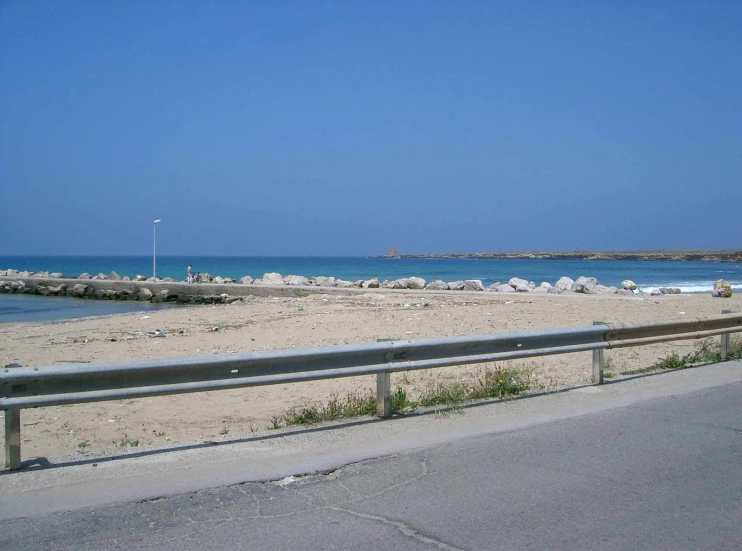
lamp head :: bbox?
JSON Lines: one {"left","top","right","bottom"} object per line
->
{"left": 153, "top": 219, "right": 161, "bottom": 224}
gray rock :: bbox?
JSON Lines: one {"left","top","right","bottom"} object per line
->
{"left": 70, "top": 284, "right": 88, "bottom": 297}
{"left": 50, "top": 273, "right": 64, "bottom": 278}
{"left": 115, "top": 290, "right": 133, "bottom": 300}
{"left": 622, "top": 279, "right": 637, "bottom": 291}
{"left": 463, "top": 280, "right": 485, "bottom": 291}
{"left": 408, "top": 277, "right": 426, "bottom": 290}
{"left": 712, "top": 279, "right": 732, "bottom": 298}
{"left": 335, "top": 279, "right": 355, "bottom": 288}
{"left": 554, "top": 277, "right": 574, "bottom": 293}
{"left": 650, "top": 289, "right": 662, "bottom": 296}
{"left": 390, "top": 278, "right": 410, "bottom": 289}
{"left": 163, "top": 277, "right": 177, "bottom": 283}
{"left": 240, "top": 276, "right": 254, "bottom": 285}
{"left": 447, "top": 281, "right": 466, "bottom": 291}
{"left": 137, "top": 288, "right": 153, "bottom": 301}
{"left": 94, "top": 273, "right": 107, "bottom": 280}
{"left": 598, "top": 285, "right": 618, "bottom": 294}
{"left": 616, "top": 289, "right": 634, "bottom": 296}
{"left": 48, "top": 284, "right": 66, "bottom": 295}
{"left": 93, "top": 289, "right": 116, "bottom": 300}
{"left": 194, "top": 273, "right": 212, "bottom": 283}
{"left": 135, "top": 275, "right": 147, "bottom": 282}
{"left": 531, "top": 286, "right": 549, "bottom": 293}
{"left": 425, "top": 280, "right": 449, "bottom": 290}
{"left": 19, "top": 271, "right": 31, "bottom": 278}
{"left": 32, "top": 271, "right": 50, "bottom": 278}
{"left": 37, "top": 286, "right": 51, "bottom": 296}
{"left": 284, "top": 275, "right": 310, "bottom": 286}
{"left": 223, "top": 278, "right": 235, "bottom": 284}
{"left": 659, "top": 287, "right": 682, "bottom": 294}
{"left": 574, "top": 277, "right": 599, "bottom": 293}
{"left": 495, "top": 284, "right": 515, "bottom": 293}
{"left": 121, "top": 276, "right": 131, "bottom": 281}
{"left": 109, "top": 271, "right": 121, "bottom": 280}
{"left": 362, "top": 278, "right": 380, "bottom": 288}
{"left": 547, "top": 286, "right": 563, "bottom": 294}
{"left": 79, "top": 273, "right": 91, "bottom": 280}
{"left": 508, "top": 277, "right": 530, "bottom": 292}
{"left": 261, "top": 273, "right": 284, "bottom": 285}
{"left": 314, "top": 276, "right": 336, "bottom": 287}
{"left": 573, "top": 276, "right": 588, "bottom": 292}
{"left": 213, "top": 276, "right": 225, "bottom": 284}
{"left": 583, "top": 281, "right": 599, "bottom": 294}
{"left": 539, "top": 282, "right": 553, "bottom": 289}
{"left": 151, "top": 289, "right": 174, "bottom": 303}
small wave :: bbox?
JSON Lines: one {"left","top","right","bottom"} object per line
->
{"left": 638, "top": 282, "right": 742, "bottom": 294}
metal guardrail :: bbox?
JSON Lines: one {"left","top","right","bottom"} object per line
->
{"left": 2, "top": 311, "right": 741, "bottom": 470}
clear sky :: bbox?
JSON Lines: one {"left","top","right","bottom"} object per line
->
{"left": 1, "top": 1, "right": 740, "bottom": 256}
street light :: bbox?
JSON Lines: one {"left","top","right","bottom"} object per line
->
{"left": 153, "top": 220, "right": 161, "bottom": 281}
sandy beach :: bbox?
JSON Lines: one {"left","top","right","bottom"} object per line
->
{"left": 1, "top": 289, "right": 740, "bottom": 464}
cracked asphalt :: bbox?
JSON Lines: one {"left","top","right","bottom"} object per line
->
{"left": 2, "top": 364, "right": 741, "bottom": 550}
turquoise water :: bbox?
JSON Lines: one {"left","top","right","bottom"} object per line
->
{"left": 2, "top": 255, "right": 741, "bottom": 322}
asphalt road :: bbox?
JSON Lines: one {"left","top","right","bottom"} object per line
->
{"left": 1, "top": 367, "right": 741, "bottom": 550}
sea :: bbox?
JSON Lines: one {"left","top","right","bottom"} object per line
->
{"left": 1, "top": 255, "right": 741, "bottom": 323}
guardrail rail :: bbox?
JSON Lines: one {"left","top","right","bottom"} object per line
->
{"left": 2, "top": 311, "right": 740, "bottom": 470}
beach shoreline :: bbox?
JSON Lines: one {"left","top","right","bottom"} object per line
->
{"left": 2, "top": 288, "right": 740, "bottom": 465}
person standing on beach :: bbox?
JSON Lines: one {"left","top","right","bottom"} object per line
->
{"left": 187, "top": 264, "right": 193, "bottom": 284}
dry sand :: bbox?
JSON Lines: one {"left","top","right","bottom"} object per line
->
{"left": 1, "top": 290, "right": 740, "bottom": 464}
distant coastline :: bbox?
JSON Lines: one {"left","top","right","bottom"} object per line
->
{"left": 375, "top": 250, "right": 742, "bottom": 263}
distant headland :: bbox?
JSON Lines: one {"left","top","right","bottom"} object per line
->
{"left": 376, "top": 249, "right": 742, "bottom": 263}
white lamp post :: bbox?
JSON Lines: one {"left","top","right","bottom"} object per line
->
{"left": 153, "top": 219, "right": 161, "bottom": 280}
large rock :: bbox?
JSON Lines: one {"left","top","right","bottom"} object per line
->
{"left": 408, "top": 277, "right": 426, "bottom": 290}
{"left": 261, "top": 273, "right": 284, "bottom": 285}
{"left": 314, "top": 276, "right": 336, "bottom": 287}
{"left": 554, "top": 277, "right": 574, "bottom": 293}
{"left": 213, "top": 276, "right": 225, "bottom": 284}
{"left": 597, "top": 285, "right": 618, "bottom": 294}
{"left": 616, "top": 289, "right": 635, "bottom": 296}
{"left": 335, "top": 279, "right": 355, "bottom": 288}
{"left": 69, "top": 283, "right": 88, "bottom": 297}
{"left": 32, "top": 271, "right": 50, "bottom": 278}
{"left": 447, "top": 281, "right": 465, "bottom": 291}
{"left": 390, "top": 278, "right": 410, "bottom": 289}
{"left": 284, "top": 275, "right": 310, "bottom": 286}
{"left": 109, "top": 271, "right": 121, "bottom": 280}
{"left": 583, "top": 281, "right": 599, "bottom": 294}
{"left": 93, "top": 289, "right": 116, "bottom": 300}
{"left": 93, "top": 273, "right": 107, "bottom": 280}
{"left": 78, "top": 273, "right": 91, "bottom": 280}
{"left": 151, "top": 289, "right": 174, "bottom": 303}
{"left": 712, "top": 279, "right": 733, "bottom": 298}
{"left": 574, "top": 277, "right": 598, "bottom": 293}
{"left": 463, "top": 280, "right": 485, "bottom": 291}
{"left": 362, "top": 278, "right": 380, "bottom": 288}
{"left": 508, "top": 277, "right": 530, "bottom": 292}
{"left": 48, "top": 284, "right": 66, "bottom": 295}
{"left": 49, "top": 273, "right": 64, "bottom": 278}
{"left": 137, "top": 288, "right": 153, "bottom": 301}
{"left": 539, "top": 282, "right": 553, "bottom": 290}
{"left": 194, "top": 273, "right": 212, "bottom": 284}
{"left": 494, "top": 283, "right": 515, "bottom": 293}
{"left": 135, "top": 275, "right": 147, "bottom": 282}
{"left": 240, "top": 276, "right": 254, "bottom": 285}
{"left": 659, "top": 287, "right": 681, "bottom": 294}
{"left": 621, "top": 280, "right": 637, "bottom": 291}
{"left": 425, "top": 280, "right": 448, "bottom": 290}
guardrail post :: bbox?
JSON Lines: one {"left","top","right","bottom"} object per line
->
{"left": 592, "top": 322, "right": 604, "bottom": 384}
{"left": 4, "top": 363, "right": 22, "bottom": 470}
{"left": 720, "top": 309, "right": 731, "bottom": 360}
{"left": 376, "top": 372, "right": 391, "bottom": 418}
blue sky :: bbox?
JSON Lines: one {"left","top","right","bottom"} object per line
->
{"left": 1, "top": 1, "right": 740, "bottom": 256}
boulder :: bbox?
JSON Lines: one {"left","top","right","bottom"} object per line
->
{"left": 390, "top": 278, "right": 410, "bottom": 289}
{"left": 508, "top": 277, "right": 530, "bottom": 292}
{"left": 362, "top": 278, "right": 380, "bottom": 288}
{"left": 539, "top": 282, "right": 553, "bottom": 289}
{"left": 69, "top": 283, "right": 88, "bottom": 297}
{"left": 408, "top": 277, "right": 426, "bottom": 290}
{"left": 194, "top": 273, "right": 212, "bottom": 283}
{"left": 464, "top": 279, "right": 485, "bottom": 291}
{"left": 151, "top": 289, "right": 175, "bottom": 303}
{"left": 495, "top": 284, "right": 515, "bottom": 293}
{"left": 121, "top": 276, "right": 131, "bottom": 281}
{"left": 94, "top": 273, "right": 107, "bottom": 280}
{"left": 93, "top": 289, "right": 116, "bottom": 300}
{"left": 616, "top": 289, "right": 635, "bottom": 296}
{"left": 712, "top": 279, "right": 733, "bottom": 298}
{"left": 137, "top": 288, "right": 153, "bottom": 301}
{"left": 115, "top": 290, "right": 133, "bottom": 300}
{"left": 425, "top": 280, "right": 449, "bottom": 290}
{"left": 135, "top": 275, "right": 147, "bottom": 282}
{"left": 572, "top": 276, "right": 588, "bottom": 292}
{"left": 49, "top": 273, "right": 64, "bottom": 278}
{"left": 554, "top": 277, "right": 574, "bottom": 293}
{"left": 650, "top": 289, "right": 662, "bottom": 296}
{"left": 261, "top": 273, "right": 284, "bottom": 285}
{"left": 37, "top": 286, "right": 51, "bottom": 296}
{"left": 19, "top": 271, "right": 31, "bottom": 277}
{"left": 285, "top": 275, "right": 310, "bottom": 286}
{"left": 574, "top": 277, "right": 599, "bottom": 293}
{"left": 659, "top": 287, "right": 681, "bottom": 294}
{"left": 583, "top": 281, "right": 599, "bottom": 294}
{"left": 223, "top": 278, "right": 235, "bottom": 284}
{"left": 598, "top": 285, "right": 618, "bottom": 294}
{"left": 240, "top": 276, "right": 254, "bottom": 285}
{"left": 163, "top": 277, "right": 177, "bottom": 283}
{"left": 109, "top": 271, "right": 121, "bottom": 280}
{"left": 621, "top": 280, "right": 637, "bottom": 291}
{"left": 10, "top": 281, "right": 26, "bottom": 293}
{"left": 335, "top": 279, "right": 356, "bottom": 288}
{"left": 447, "top": 281, "right": 465, "bottom": 291}
{"left": 531, "top": 286, "right": 549, "bottom": 293}
{"left": 547, "top": 286, "right": 563, "bottom": 294}
{"left": 79, "top": 273, "right": 91, "bottom": 280}
{"left": 32, "top": 271, "right": 50, "bottom": 278}
{"left": 213, "top": 276, "right": 225, "bottom": 284}
{"left": 314, "top": 276, "right": 336, "bottom": 287}
{"left": 48, "top": 284, "right": 66, "bottom": 295}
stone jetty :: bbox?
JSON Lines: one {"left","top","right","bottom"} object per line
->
{"left": 0, "top": 269, "right": 731, "bottom": 304}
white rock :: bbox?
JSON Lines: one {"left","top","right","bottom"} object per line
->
{"left": 262, "top": 273, "right": 284, "bottom": 285}
{"left": 408, "top": 277, "right": 426, "bottom": 290}
{"left": 621, "top": 279, "right": 637, "bottom": 291}
{"left": 508, "top": 277, "right": 530, "bottom": 292}
{"left": 464, "top": 280, "right": 485, "bottom": 291}
{"left": 284, "top": 275, "right": 310, "bottom": 286}
{"left": 240, "top": 276, "right": 254, "bottom": 285}
{"left": 554, "top": 277, "right": 574, "bottom": 293}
